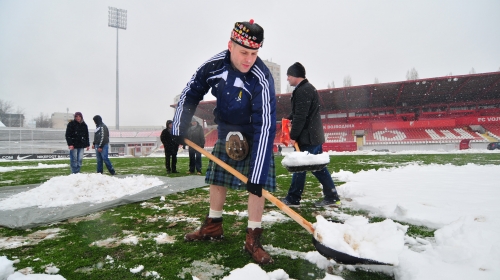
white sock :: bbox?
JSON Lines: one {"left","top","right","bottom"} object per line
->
{"left": 208, "top": 209, "right": 223, "bottom": 218}
{"left": 248, "top": 221, "right": 261, "bottom": 230}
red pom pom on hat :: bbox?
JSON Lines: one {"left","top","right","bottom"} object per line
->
{"left": 249, "top": 19, "right": 254, "bottom": 24}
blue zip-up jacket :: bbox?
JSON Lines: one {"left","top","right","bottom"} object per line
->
{"left": 173, "top": 50, "right": 276, "bottom": 185}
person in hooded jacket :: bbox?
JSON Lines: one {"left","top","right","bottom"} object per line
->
{"left": 65, "top": 112, "right": 90, "bottom": 174}
{"left": 92, "top": 115, "right": 115, "bottom": 175}
{"left": 187, "top": 118, "right": 205, "bottom": 174}
{"left": 160, "top": 120, "right": 179, "bottom": 174}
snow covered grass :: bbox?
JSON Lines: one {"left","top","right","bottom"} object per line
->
{"left": 0, "top": 153, "right": 499, "bottom": 279}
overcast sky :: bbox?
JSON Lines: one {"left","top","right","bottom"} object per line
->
{"left": 1, "top": 0, "right": 499, "bottom": 127}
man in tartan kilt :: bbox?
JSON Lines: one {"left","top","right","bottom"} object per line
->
{"left": 172, "top": 19, "right": 276, "bottom": 264}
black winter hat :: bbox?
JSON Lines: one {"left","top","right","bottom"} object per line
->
{"left": 93, "top": 115, "right": 102, "bottom": 124}
{"left": 230, "top": 19, "right": 264, "bottom": 49}
{"left": 287, "top": 62, "right": 306, "bottom": 78}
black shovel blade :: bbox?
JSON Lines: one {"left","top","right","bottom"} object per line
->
{"left": 284, "top": 163, "right": 328, "bottom": 173}
{"left": 312, "top": 237, "right": 393, "bottom": 266}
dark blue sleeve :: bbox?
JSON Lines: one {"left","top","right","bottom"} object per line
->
{"left": 172, "top": 51, "right": 225, "bottom": 137}
{"left": 248, "top": 67, "right": 277, "bottom": 185}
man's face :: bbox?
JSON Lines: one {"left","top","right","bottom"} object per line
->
{"left": 228, "top": 41, "right": 259, "bottom": 73}
{"left": 192, "top": 121, "right": 197, "bottom": 126}
{"left": 287, "top": 75, "right": 299, "bottom": 87}
{"left": 75, "top": 115, "right": 82, "bottom": 123}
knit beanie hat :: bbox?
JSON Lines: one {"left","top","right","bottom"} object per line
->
{"left": 74, "top": 112, "right": 83, "bottom": 119}
{"left": 230, "top": 19, "right": 264, "bottom": 49}
{"left": 287, "top": 62, "right": 306, "bottom": 78}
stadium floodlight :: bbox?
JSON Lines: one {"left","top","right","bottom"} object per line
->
{"left": 108, "top": 6, "right": 127, "bottom": 130}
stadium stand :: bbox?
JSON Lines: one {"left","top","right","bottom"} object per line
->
{"left": 136, "top": 131, "right": 153, "bottom": 137}
{"left": 364, "top": 126, "right": 486, "bottom": 145}
{"left": 482, "top": 124, "right": 500, "bottom": 140}
{"left": 119, "top": 131, "right": 137, "bottom": 138}
{"left": 3, "top": 72, "right": 499, "bottom": 156}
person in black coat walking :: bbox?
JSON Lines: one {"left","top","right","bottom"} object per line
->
{"left": 280, "top": 62, "right": 341, "bottom": 208}
{"left": 186, "top": 118, "right": 205, "bottom": 174}
{"left": 65, "top": 112, "right": 90, "bottom": 174}
{"left": 160, "top": 120, "right": 179, "bottom": 173}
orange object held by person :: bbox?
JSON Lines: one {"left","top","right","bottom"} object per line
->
{"left": 280, "top": 118, "right": 291, "bottom": 147}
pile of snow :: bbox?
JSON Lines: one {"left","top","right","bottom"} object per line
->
{"left": 335, "top": 163, "right": 500, "bottom": 279}
{"left": 0, "top": 174, "right": 164, "bottom": 210}
{"left": 281, "top": 151, "right": 329, "bottom": 167}
{"left": 0, "top": 163, "right": 68, "bottom": 173}
{"left": 313, "top": 215, "right": 406, "bottom": 265}
{"left": 0, "top": 256, "right": 65, "bottom": 279}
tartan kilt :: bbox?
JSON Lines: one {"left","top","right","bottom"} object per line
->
{"left": 205, "top": 139, "right": 276, "bottom": 192}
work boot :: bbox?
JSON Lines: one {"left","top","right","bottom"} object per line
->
{"left": 245, "top": 228, "right": 273, "bottom": 265}
{"left": 184, "top": 215, "right": 223, "bottom": 241}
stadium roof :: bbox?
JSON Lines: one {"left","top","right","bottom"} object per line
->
{"left": 171, "top": 71, "right": 500, "bottom": 125}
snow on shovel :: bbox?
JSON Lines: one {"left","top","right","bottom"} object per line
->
{"left": 184, "top": 138, "right": 394, "bottom": 265}
{"left": 280, "top": 118, "right": 329, "bottom": 173}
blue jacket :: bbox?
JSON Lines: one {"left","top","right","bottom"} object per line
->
{"left": 173, "top": 50, "right": 276, "bottom": 185}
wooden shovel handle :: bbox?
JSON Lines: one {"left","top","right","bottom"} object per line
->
{"left": 293, "top": 142, "right": 301, "bottom": 152}
{"left": 184, "top": 138, "right": 315, "bottom": 234}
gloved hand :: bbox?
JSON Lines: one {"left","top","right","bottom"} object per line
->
{"left": 246, "top": 182, "right": 263, "bottom": 197}
{"left": 173, "top": 135, "right": 185, "bottom": 146}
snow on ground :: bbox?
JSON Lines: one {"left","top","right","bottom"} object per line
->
{"left": 0, "top": 163, "right": 68, "bottom": 173}
{"left": 1, "top": 154, "right": 500, "bottom": 279}
{"left": 0, "top": 173, "right": 164, "bottom": 210}
{"left": 334, "top": 163, "right": 500, "bottom": 279}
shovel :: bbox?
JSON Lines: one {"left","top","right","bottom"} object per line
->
{"left": 184, "top": 138, "right": 391, "bottom": 265}
{"left": 280, "top": 118, "right": 330, "bottom": 173}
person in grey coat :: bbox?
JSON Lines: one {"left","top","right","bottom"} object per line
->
{"left": 186, "top": 118, "right": 205, "bottom": 174}
{"left": 92, "top": 115, "right": 115, "bottom": 175}
{"left": 280, "top": 62, "right": 340, "bottom": 208}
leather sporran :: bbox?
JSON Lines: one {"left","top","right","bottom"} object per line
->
{"left": 225, "top": 131, "right": 249, "bottom": 161}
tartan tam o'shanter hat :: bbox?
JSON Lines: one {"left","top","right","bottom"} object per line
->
{"left": 230, "top": 19, "right": 264, "bottom": 50}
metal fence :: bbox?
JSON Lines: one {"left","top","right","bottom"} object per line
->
{"left": 0, "top": 128, "right": 94, "bottom": 154}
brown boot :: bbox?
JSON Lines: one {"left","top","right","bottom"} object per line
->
{"left": 245, "top": 228, "right": 273, "bottom": 265}
{"left": 185, "top": 215, "right": 224, "bottom": 241}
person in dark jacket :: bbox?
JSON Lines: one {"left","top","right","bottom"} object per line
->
{"left": 187, "top": 118, "right": 205, "bottom": 174}
{"left": 280, "top": 62, "right": 341, "bottom": 208}
{"left": 172, "top": 20, "right": 276, "bottom": 264}
{"left": 65, "top": 112, "right": 90, "bottom": 174}
{"left": 160, "top": 120, "right": 179, "bottom": 174}
{"left": 92, "top": 115, "right": 115, "bottom": 175}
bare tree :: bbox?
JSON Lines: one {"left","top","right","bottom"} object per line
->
{"left": 406, "top": 68, "right": 419, "bottom": 80}
{"left": 469, "top": 67, "right": 476, "bottom": 74}
{"left": 343, "top": 75, "right": 352, "bottom": 87}
{"left": 327, "top": 81, "right": 335, "bottom": 88}
{"left": 374, "top": 77, "right": 379, "bottom": 84}
{"left": 33, "top": 113, "right": 53, "bottom": 128}
{"left": 0, "top": 99, "right": 14, "bottom": 123}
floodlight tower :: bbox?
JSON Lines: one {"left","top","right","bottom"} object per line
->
{"left": 108, "top": 7, "right": 127, "bottom": 130}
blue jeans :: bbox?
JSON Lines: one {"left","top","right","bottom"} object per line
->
{"left": 69, "top": 148, "right": 85, "bottom": 174}
{"left": 285, "top": 144, "right": 338, "bottom": 204}
{"left": 96, "top": 144, "right": 115, "bottom": 175}
{"left": 189, "top": 149, "right": 202, "bottom": 173}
